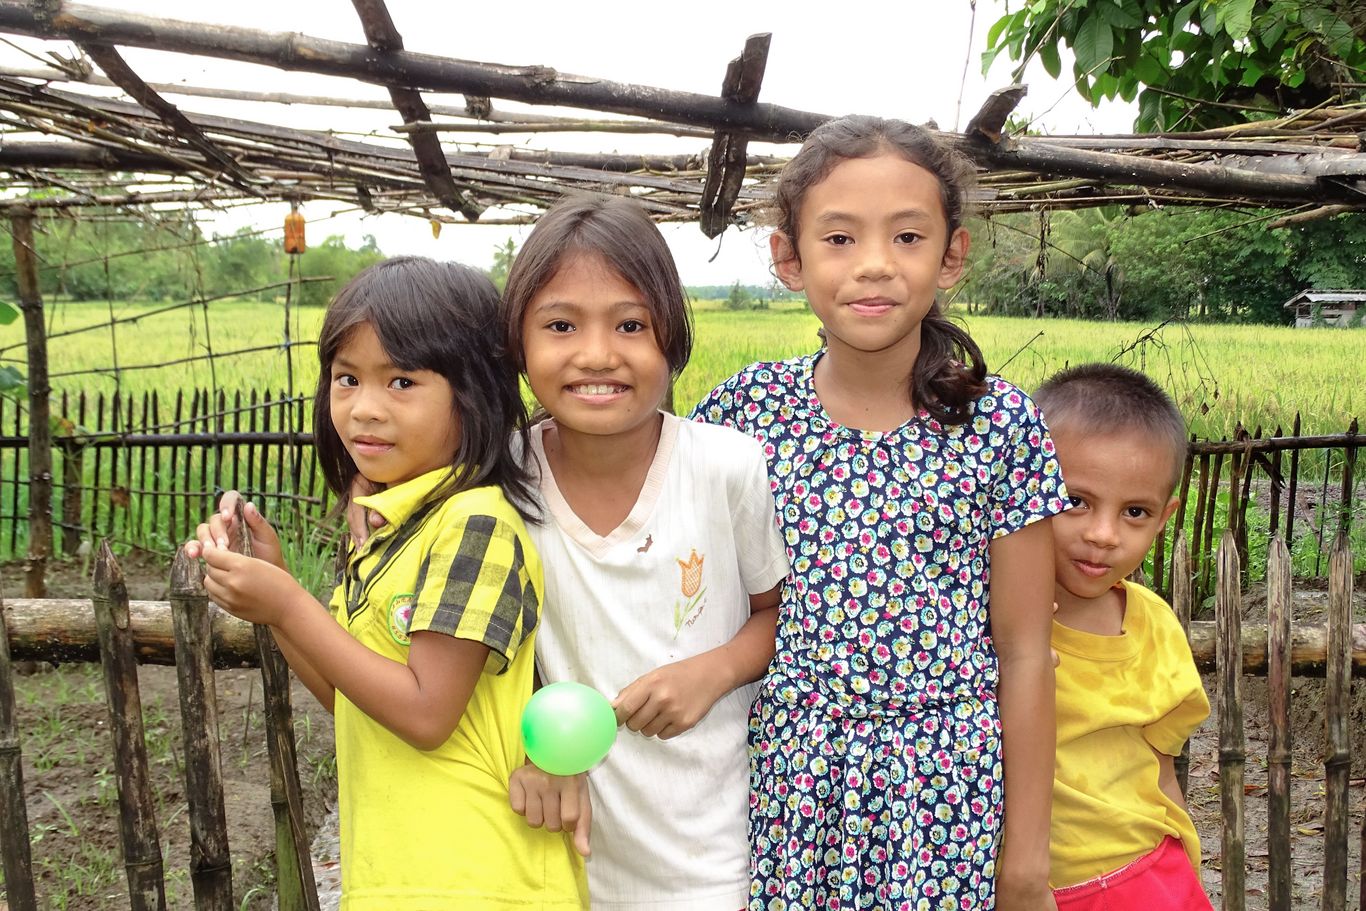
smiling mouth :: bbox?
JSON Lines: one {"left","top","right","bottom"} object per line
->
{"left": 567, "top": 383, "right": 628, "bottom": 396}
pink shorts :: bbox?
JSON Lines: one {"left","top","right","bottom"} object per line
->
{"left": 1053, "top": 837, "right": 1214, "bottom": 911}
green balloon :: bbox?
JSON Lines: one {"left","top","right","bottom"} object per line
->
{"left": 521, "top": 682, "right": 618, "bottom": 776}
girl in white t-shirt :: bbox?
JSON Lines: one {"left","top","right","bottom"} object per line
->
{"left": 502, "top": 194, "right": 790, "bottom": 911}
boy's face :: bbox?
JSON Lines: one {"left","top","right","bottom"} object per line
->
{"left": 1051, "top": 426, "right": 1180, "bottom": 607}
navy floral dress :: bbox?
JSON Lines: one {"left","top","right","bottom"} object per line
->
{"left": 693, "top": 352, "right": 1067, "bottom": 911}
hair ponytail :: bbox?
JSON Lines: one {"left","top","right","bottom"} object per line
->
{"left": 913, "top": 302, "right": 988, "bottom": 425}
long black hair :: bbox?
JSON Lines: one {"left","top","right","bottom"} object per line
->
{"left": 770, "top": 114, "right": 988, "bottom": 426}
{"left": 313, "top": 256, "right": 536, "bottom": 515}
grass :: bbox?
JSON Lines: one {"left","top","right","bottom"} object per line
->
{"left": 2, "top": 296, "right": 1362, "bottom": 575}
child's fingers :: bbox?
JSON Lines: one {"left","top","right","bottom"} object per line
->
{"left": 521, "top": 789, "right": 546, "bottom": 829}
{"left": 508, "top": 773, "right": 527, "bottom": 816}
{"left": 620, "top": 698, "right": 662, "bottom": 735}
{"left": 217, "top": 489, "right": 242, "bottom": 519}
{"left": 573, "top": 786, "right": 592, "bottom": 858}
{"left": 612, "top": 680, "right": 649, "bottom": 726}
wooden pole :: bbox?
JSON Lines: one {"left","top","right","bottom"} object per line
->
{"left": 0, "top": 4, "right": 1360, "bottom": 205}
{"left": 10, "top": 209, "right": 51, "bottom": 597}
{"left": 229, "top": 504, "right": 319, "bottom": 911}
{"left": 1170, "top": 532, "right": 1192, "bottom": 795}
{"left": 1322, "top": 533, "right": 1352, "bottom": 911}
{"left": 92, "top": 541, "right": 168, "bottom": 911}
{"left": 169, "top": 549, "right": 233, "bottom": 911}
{"left": 1265, "top": 536, "right": 1292, "bottom": 911}
{"left": 1215, "top": 530, "right": 1245, "bottom": 911}
{"left": 0, "top": 592, "right": 37, "bottom": 911}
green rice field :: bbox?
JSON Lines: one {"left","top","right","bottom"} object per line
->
{"left": 7, "top": 297, "right": 1362, "bottom": 440}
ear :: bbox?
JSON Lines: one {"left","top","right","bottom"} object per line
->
{"left": 937, "top": 226, "right": 970, "bottom": 289}
{"left": 1159, "top": 495, "right": 1180, "bottom": 526}
{"left": 770, "top": 232, "right": 804, "bottom": 292}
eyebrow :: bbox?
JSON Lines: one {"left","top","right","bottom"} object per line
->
{"left": 332, "top": 353, "right": 395, "bottom": 371}
{"left": 530, "top": 299, "right": 650, "bottom": 315}
{"left": 813, "top": 208, "right": 936, "bottom": 225}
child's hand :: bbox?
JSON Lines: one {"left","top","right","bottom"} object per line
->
{"left": 613, "top": 655, "right": 727, "bottom": 739}
{"left": 199, "top": 545, "right": 306, "bottom": 627}
{"left": 183, "top": 490, "right": 285, "bottom": 570}
{"left": 508, "top": 762, "right": 592, "bottom": 858}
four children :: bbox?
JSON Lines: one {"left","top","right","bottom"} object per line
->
{"left": 187, "top": 116, "right": 1213, "bottom": 909}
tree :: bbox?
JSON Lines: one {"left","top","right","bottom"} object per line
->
{"left": 725, "top": 281, "right": 753, "bottom": 311}
{"left": 296, "top": 235, "right": 385, "bottom": 306}
{"left": 984, "top": 0, "right": 1366, "bottom": 131}
{"left": 488, "top": 238, "right": 517, "bottom": 292}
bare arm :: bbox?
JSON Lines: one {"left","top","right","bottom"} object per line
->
{"left": 200, "top": 546, "right": 484, "bottom": 750}
{"left": 989, "top": 518, "right": 1058, "bottom": 911}
{"left": 614, "top": 583, "right": 780, "bottom": 739}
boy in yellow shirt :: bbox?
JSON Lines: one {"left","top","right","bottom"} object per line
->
{"left": 1034, "top": 364, "right": 1213, "bottom": 910}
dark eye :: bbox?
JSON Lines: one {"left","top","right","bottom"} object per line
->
{"left": 1125, "top": 506, "right": 1149, "bottom": 519}
{"left": 1067, "top": 495, "right": 1086, "bottom": 509}
{"left": 896, "top": 231, "right": 922, "bottom": 244}
{"left": 390, "top": 377, "right": 414, "bottom": 390}
{"left": 827, "top": 233, "right": 853, "bottom": 246}
{"left": 548, "top": 319, "right": 574, "bottom": 333}
{"left": 619, "top": 319, "right": 647, "bottom": 333}
{"left": 334, "top": 373, "right": 358, "bottom": 388}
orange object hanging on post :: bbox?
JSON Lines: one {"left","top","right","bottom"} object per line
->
{"left": 283, "top": 203, "right": 306, "bottom": 254}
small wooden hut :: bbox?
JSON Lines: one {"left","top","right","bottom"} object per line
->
{"left": 1283, "top": 289, "right": 1366, "bottom": 327}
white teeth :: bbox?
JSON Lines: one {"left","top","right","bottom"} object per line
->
{"left": 571, "top": 384, "right": 623, "bottom": 395}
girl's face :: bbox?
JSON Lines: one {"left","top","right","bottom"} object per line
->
{"left": 520, "top": 251, "right": 670, "bottom": 441}
{"left": 772, "top": 152, "right": 968, "bottom": 362}
{"left": 329, "top": 322, "right": 460, "bottom": 486}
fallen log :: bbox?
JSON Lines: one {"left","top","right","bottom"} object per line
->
{"left": 2, "top": 598, "right": 1363, "bottom": 676}
{"left": 3, "top": 599, "right": 257, "bottom": 667}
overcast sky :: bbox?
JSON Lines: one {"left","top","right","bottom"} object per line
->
{"left": 1, "top": 1, "right": 1137, "bottom": 284}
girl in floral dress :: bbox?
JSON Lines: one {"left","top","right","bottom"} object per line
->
{"left": 693, "top": 115, "right": 1068, "bottom": 911}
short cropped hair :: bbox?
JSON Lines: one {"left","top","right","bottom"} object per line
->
{"left": 1034, "top": 363, "right": 1188, "bottom": 494}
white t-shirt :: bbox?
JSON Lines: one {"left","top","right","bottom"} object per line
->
{"left": 525, "top": 413, "right": 790, "bottom": 911}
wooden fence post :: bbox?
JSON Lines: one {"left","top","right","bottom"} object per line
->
{"left": 228, "top": 504, "right": 319, "bottom": 911}
{"left": 169, "top": 549, "right": 233, "bottom": 910}
{"left": 1265, "top": 536, "right": 1292, "bottom": 911}
{"left": 93, "top": 541, "right": 168, "bottom": 911}
{"left": 1323, "top": 533, "right": 1352, "bottom": 911}
{"left": 1216, "top": 530, "right": 1245, "bottom": 911}
{"left": 1171, "top": 531, "right": 1193, "bottom": 795}
{"left": 10, "top": 209, "right": 51, "bottom": 597}
{"left": 0, "top": 592, "right": 37, "bottom": 911}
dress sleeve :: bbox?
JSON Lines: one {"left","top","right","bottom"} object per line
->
{"left": 988, "top": 385, "right": 1070, "bottom": 540}
{"left": 689, "top": 368, "right": 749, "bottom": 431}
{"left": 1142, "top": 611, "right": 1211, "bottom": 755}
{"left": 407, "top": 512, "right": 538, "bottom": 674}
{"left": 729, "top": 442, "right": 790, "bottom": 595}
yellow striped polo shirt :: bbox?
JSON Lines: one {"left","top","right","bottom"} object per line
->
{"left": 330, "top": 468, "right": 587, "bottom": 910}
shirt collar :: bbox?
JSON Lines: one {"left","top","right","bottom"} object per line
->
{"left": 353, "top": 468, "right": 453, "bottom": 529}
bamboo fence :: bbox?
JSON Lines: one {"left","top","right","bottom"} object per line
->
{"left": 0, "top": 528, "right": 1359, "bottom": 907}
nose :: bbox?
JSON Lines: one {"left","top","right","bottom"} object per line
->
{"left": 571, "top": 325, "right": 622, "bottom": 371}
{"left": 1081, "top": 512, "right": 1120, "bottom": 549}
{"left": 854, "top": 239, "right": 895, "bottom": 281}
{"left": 349, "top": 384, "right": 385, "bottom": 423}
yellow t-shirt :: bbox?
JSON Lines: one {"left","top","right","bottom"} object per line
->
{"left": 1050, "top": 580, "right": 1210, "bottom": 889}
{"left": 331, "top": 469, "right": 587, "bottom": 909}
